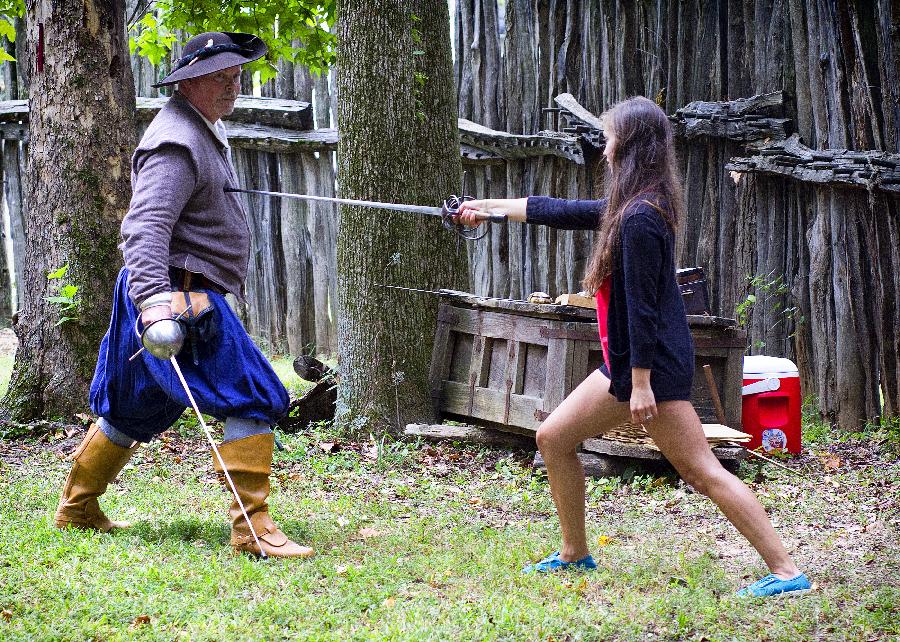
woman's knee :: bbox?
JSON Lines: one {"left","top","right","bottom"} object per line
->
{"left": 535, "top": 422, "right": 577, "bottom": 456}
{"left": 678, "top": 461, "right": 730, "bottom": 497}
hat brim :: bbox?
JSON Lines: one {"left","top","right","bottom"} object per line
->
{"left": 152, "top": 38, "right": 267, "bottom": 88}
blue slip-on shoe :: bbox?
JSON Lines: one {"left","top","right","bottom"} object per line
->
{"left": 522, "top": 551, "right": 597, "bottom": 574}
{"left": 737, "top": 573, "right": 812, "bottom": 597}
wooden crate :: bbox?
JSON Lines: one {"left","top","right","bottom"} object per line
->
{"left": 429, "top": 291, "right": 746, "bottom": 433}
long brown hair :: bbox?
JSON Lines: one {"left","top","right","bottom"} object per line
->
{"left": 582, "top": 96, "right": 685, "bottom": 293}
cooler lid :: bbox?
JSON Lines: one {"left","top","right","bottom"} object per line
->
{"left": 743, "top": 355, "right": 799, "bottom": 376}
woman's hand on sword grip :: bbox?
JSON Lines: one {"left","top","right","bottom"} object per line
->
{"left": 455, "top": 197, "right": 528, "bottom": 227}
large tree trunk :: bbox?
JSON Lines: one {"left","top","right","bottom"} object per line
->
{"left": 2, "top": 0, "right": 136, "bottom": 421}
{"left": 335, "top": 0, "right": 468, "bottom": 432}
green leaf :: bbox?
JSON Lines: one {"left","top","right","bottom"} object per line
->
{"left": 0, "top": 48, "right": 13, "bottom": 63}
{"left": 47, "top": 264, "right": 69, "bottom": 280}
{"left": 0, "top": 16, "right": 15, "bottom": 42}
{"left": 59, "top": 284, "right": 79, "bottom": 298}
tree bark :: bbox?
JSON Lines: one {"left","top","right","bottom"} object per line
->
{"left": 335, "top": 0, "right": 468, "bottom": 432}
{"left": 2, "top": 0, "right": 136, "bottom": 421}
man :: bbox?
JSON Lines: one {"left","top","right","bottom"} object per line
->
{"left": 53, "top": 32, "right": 313, "bottom": 559}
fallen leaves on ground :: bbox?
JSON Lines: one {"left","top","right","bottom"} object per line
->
{"left": 129, "top": 615, "right": 151, "bottom": 629}
{"left": 819, "top": 453, "right": 842, "bottom": 470}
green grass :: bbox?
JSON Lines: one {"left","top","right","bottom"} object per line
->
{"left": 268, "top": 354, "right": 316, "bottom": 397}
{"left": 0, "top": 354, "right": 13, "bottom": 398}
{"left": 0, "top": 366, "right": 897, "bottom": 640}
{"left": 1, "top": 422, "right": 898, "bottom": 641}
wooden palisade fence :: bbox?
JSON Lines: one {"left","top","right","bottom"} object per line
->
{"left": 1, "top": 0, "right": 898, "bottom": 429}
{"left": 453, "top": 0, "right": 900, "bottom": 429}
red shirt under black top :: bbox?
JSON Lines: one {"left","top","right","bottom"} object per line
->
{"left": 525, "top": 196, "right": 694, "bottom": 403}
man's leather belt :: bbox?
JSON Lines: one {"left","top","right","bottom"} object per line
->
{"left": 169, "top": 267, "right": 226, "bottom": 294}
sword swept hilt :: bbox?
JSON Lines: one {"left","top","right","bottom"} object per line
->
{"left": 441, "top": 195, "right": 506, "bottom": 240}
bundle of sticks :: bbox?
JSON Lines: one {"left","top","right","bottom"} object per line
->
{"left": 601, "top": 421, "right": 751, "bottom": 451}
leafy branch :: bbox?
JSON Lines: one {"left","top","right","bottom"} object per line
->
{"left": 129, "top": 0, "right": 337, "bottom": 83}
{"left": 0, "top": 0, "right": 24, "bottom": 63}
{"left": 735, "top": 270, "right": 803, "bottom": 351}
{"left": 46, "top": 264, "right": 79, "bottom": 326}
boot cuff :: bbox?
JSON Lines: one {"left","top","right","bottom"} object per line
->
{"left": 212, "top": 432, "right": 274, "bottom": 474}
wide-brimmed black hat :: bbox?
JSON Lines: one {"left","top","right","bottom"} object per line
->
{"left": 152, "top": 32, "right": 268, "bottom": 88}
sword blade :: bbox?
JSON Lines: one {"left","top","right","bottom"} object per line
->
{"left": 169, "top": 356, "right": 268, "bottom": 559}
{"left": 376, "top": 283, "right": 523, "bottom": 304}
{"left": 227, "top": 187, "right": 445, "bottom": 218}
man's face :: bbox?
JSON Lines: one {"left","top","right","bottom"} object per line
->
{"left": 180, "top": 65, "right": 242, "bottom": 121}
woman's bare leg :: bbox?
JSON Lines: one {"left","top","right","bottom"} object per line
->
{"left": 644, "top": 400, "right": 801, "bottom": 579}
{"left": 535, "top": 370, "right": 631, "bottom": 562}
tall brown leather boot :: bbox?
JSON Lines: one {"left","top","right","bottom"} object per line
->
{"left": 212, "top": 433, "right": 314, "bottom": 559}
{"left": 54, "top": 423, "right": 138, "bottom": 532}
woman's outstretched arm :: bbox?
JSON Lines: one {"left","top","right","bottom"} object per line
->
{"left": 457, "top": 197, "right": 605, "bottom": 230}
{"left": 456, "top": 198, "right": 528, "bottom": 224}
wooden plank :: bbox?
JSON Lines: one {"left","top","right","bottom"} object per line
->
{"left": 466, "top": 331, "right": 488, "bottom": 415}
{"left": 441, "top": 380, "right": 543, "bottom": 430}
{"left": 278, "top": 151, "right": 309, "bottom": 354}
{"left": 439, "top": 290, "right": 597, "bottom": 321}
{"left": 132, "top": 95, "right": 314, "bottom": 130}
{"left": 582, "top": 438, "right": 746, "bottom": 462}
{"left": 554, "top": 92, "right": 604, "bottom": 130}
{"left": 533, "top": 451, "right": 627, "bottom": 478}
{"left": 2, "top": 137, "right": 25, "bottom": 312}
{"left": 510, "top": 339, "right": 527, "bottom": 395}
{"left": 302, "top": 151, "right": 339, "bottom": 355}
{"left": 486, "top": 337, "right": 508, "bottom": 388}
{"left": 429, "top": 306, "right": 454, "bottom": 411}
{"left": 501, "top": 340, "right": 518, "bottom": 424}
{"left": 0, "top": 100, "right": 27, "bottom": 122}
{"left": 404, "top": 423, "right": 534, "bottom": 448}
{"left": 447, "top": 332, "right": 474, "bottom": 383}
{"left": 227, "top": 124, "right": 338, "bottom": 153}
{"left": 572, "top": 338, "right": 591, "bottom": 390}
{"left": 727, "top": 134, "right": 900, "bottom": 193}
{"left": 521, "top": 342, "right": 548, "bottom": 398}
{"left": 458, "top": 118, "right": 584, "bottom": 164}
{"left": 555, "top": 292, "right": 596, "bottom": 308}
{"left": 542, "top": 322, "right": 573, "bottom": 413}
{"left": 446, "top": 306, "right": 551, "bottom": 345}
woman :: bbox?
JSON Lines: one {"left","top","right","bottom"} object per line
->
{"left": 457, "top": 96, "right": 810, "bottom": 597}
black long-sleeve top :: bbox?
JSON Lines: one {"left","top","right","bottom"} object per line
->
{"left": 526, "top": 196, "right": 694, "bottom": 402}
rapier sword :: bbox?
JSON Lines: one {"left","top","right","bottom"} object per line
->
{"left": 224, "top": 186, "right": 506, "bottom": 240}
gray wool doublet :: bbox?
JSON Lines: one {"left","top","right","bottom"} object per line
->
{"left": 120, "top": 91, "right": 250, "bottom": 306}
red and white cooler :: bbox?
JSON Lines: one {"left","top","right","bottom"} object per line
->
{"left": 741, "top": 356, "right": 802, "bottom": 454}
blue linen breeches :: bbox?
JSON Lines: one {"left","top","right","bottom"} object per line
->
{"left": 89, "top": 268, "right": 289, "bottom": 443}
